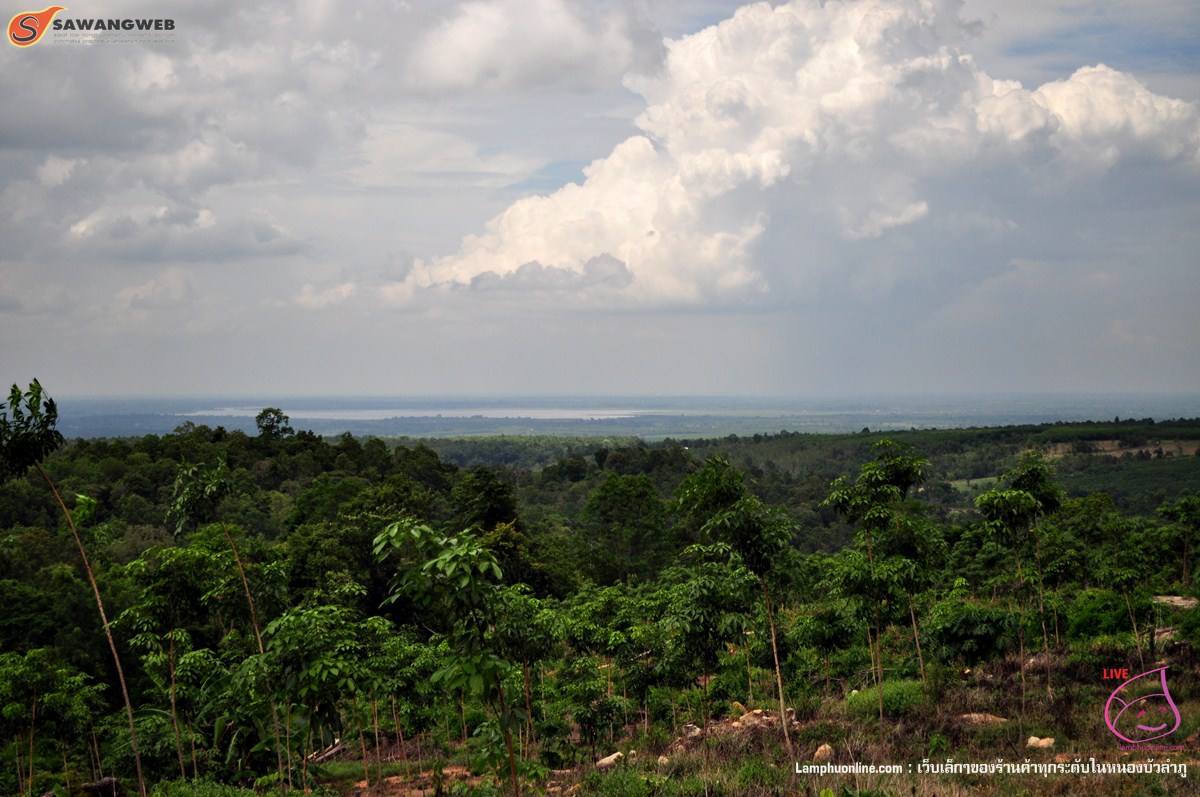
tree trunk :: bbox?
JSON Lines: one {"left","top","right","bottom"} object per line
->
{"left": 1124, "top": 591, "right": 1145, "bottom": 669}
{"left": 371, "top": 697, "right": 383, "bottom": 786}
{"left": 168, "top": 634, "right": 186, "bottom": 779}
{"left": 391, "top": 697, "right": 410, "bottom": 777}
{"left": 522, "top": 659, "right": 536, "bottom": 750}
{"left": 1032, "top": 536, "right": 1054, "bottom": 697}
{"left": 496, "top": 689, "right": 521, "bottom": 797}
{"left": 37, "top": 465, "right": 146, "bottom": 797}
{"left": 187, "top": 717, "right": 199, "bottom": 780}
{"left": 701, "top": 668, "right": 710, "bottom": 797}
{"left": 865, "top": 621, "right": 883, "bottom": 721}
{"left": 908, "top": 597, "right": 926, "bottom": 684}
{"left": 744, "top": 644, "right": 753, "bottom": 704}
{"left": 760, "top": 578, "right": 793, "bottom": 754}
{"left": 27, "top": 694, "right": 36, "bottom": 797}
{"left": 863, "top": 530, "right": 886, "bottom": 719}
{"left": 219, "top": 522, "right": 287, "bottom": 795}
{"left": 357, "top": 704, "right": 370, "bottom": 789}
{"left": 89, "top": 720, "right": 102, "bottom": 780}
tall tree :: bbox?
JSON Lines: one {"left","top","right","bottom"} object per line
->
{"left": 168, "top": 458, "right": 289, "bottom": 792}
{"left": 255, "top": 408, "right": 294, "bottom": 440}
{"left": 665, "top": 544, "right": 754, "bottom": 789}
{"left": 677, "top": 457, "right": 795, "bottom": 752}
{"left": 0, "top": 649, "right": 101, "bottom": 797}
{"left": 0, "top": 381, "right": 146, "bottom": 796}
{"left": 1159, "top": 490, "right": 1200, "bottom": 589}
{"left": 821, "top": 440, "right": 929, "bottom": 717}
{"left": 375, "top": 516, "right": 524, "bottom": 797}
{"left": 580, "top": 472, "right": 670, "bottom": 584}
{"left": 975, "top": 452, "right": 1066, "bottom": 715}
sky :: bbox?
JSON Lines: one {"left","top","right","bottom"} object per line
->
{"left": 1, "top": 0, "right": 1198, "bottom": 398}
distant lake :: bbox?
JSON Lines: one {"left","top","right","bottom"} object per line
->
{"left": 184, "top": 405, "right": 645, "bottom": 421}
{"left": 51, "top": 393, "right": 1200, "bottom": 439}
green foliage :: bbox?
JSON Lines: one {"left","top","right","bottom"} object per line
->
{"left": 3, "top": 401, "right": 1199, "bottom": 795}
{"left": 735, "top": 758, "right": 788, "bottom": 793}
{"left": 0, "top": 380, "right": 65, "bottom": 483}
{"left": 580, "top": 472, "right": 671, "bottom": 584}
{"left": 1066, "top": 588, "right": 1134, "bottom": 640}
{"left": 151, "top": 779, "right": 257, "bottom": 797}
{"left": 254, "top": 408, "right": 293, "bottom": 440}
{"left": 924, "top": 594, "right": 1014, "bottom": 665}
{"left": 556, "top": 655, "right": 623, "bottom": 752}
{"left": 0, "top": 648, "right": 102, "bottom": 795}
{"left": 844, "top": 679, "right": 926, "bottom": 719}
{"left": 167, "top": 458, "right": 231, "bottom": 536}
{"left": 664, "top": 549, "right": 755, "bottom": 677}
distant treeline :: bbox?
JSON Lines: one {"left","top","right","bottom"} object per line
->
{"left": 1, "top": 393, "right": 1198, "bottom": 797}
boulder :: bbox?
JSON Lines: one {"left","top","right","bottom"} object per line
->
{"left": 813, "top": 744, "right": 835, "bottom": 763}
{"left": 657, "top": 755, "right": 670, "bottom": 767}
{"left": 960, "top": 713, "right": 1008, "bottom": 725}
{"left": 1026, "top": 736, "right": 1055, "bottom": 749}
{"left": 596, "top": 751, "right": 624, "bottom": 770}
{"left": 682, "top": 723, "right": 702, "bottom": 739}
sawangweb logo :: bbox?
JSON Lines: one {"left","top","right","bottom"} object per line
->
{"left": 8, "top": 6, "right": 176, "bottom": 47}
{"left": 7, "top": 5, "right": 64, "bottom": 47}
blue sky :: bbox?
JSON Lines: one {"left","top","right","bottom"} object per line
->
{"left": 1, "top": 0, "right": 1197, "bottom": 398}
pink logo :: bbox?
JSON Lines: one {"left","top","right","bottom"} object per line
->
{"left": 1104, "top": 666, "right": 1182, "bottom": 744}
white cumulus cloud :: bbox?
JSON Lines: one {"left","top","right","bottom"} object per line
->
{"left": 394, "top": 0, "right": 1199, "bottom": 308}
{"left": 405, "top": 0, "right": 662, "bottom": 92}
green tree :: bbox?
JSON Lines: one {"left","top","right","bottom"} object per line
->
{"left": 974, "top": 453, "right": 1065, "bottom": 717}
{"left": 0, "top": 648, "right": 102, "bottom": 797}
{"left": 822, "top": 440, "right": 930, "bottom": 716}
{"left": 374, "top": 516, "right": 524, "bottom": 796}
{"left": 264, "top": 593, "right": 376, "bottom": 785}
{"left": 452, "top": 467, "right": 520, "bottom": 532}
{"left": 664, "top": 543, "right": 754, "bottom": 780}
{"left": 580, "top": 473, "right": 670, "bottom": 584}
{"left": 0, "top": 381, "right": 146, "bottom": 796}
{"left": 677, "top": 457, "right": 795, "bottom": 751}
{"left": 255, "top": 408, "right": 294, "bottom": 440}
{"left": 493, "top": 586, "right": 563, "bottom": 751}
{"left": 119, "top": 545, "right": 218, "bottom": 780}
{"left": 1159, "top": 490, "right": 1200, "bottom": 589}
{"left": 168, "top": 459, "right": 287, "bottom": 792}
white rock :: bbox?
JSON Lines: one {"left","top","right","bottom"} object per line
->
{"left": 596, "top": 751, "right": 623, "bottom": 769}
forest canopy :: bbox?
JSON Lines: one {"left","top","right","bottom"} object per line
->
{"left": 2, "top": 382, "right": 1198, "bottom": 797}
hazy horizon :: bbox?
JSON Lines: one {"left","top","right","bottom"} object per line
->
{"left": 50, "top": 391, "right": 1200, "bottom": 439}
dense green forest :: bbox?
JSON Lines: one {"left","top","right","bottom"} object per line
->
{"left": 2, "top": 382, "right": 1198, "bottom": 797}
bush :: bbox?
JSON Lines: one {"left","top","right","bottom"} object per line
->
{"left": 735, "top": 759, "right": 789, "bottom": 794}
{"left": 924, "top": 598, "right": 1013, "bottom": 665}
{"left": 151, "top": 780, "right": 257, "bottom": 797}
{"left": 844, "top": 679, "right": 926, "bottom": 719}
{"left": 1066, "top": 589, "right": 1130, "bottom": 640}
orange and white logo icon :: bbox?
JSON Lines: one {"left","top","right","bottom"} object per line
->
{"left": 8, "top": 6, "right": 65, "bottom": 47}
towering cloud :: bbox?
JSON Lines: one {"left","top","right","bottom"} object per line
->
{"left": 397, "top": 0, "right": 1198, "bottom": 307}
